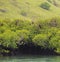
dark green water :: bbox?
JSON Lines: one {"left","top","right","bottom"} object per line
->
{"left": 0, "top": 55, "right": 60, "bottom": 62}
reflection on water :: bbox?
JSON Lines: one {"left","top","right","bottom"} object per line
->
{"left": 0, "top": 55, "right": 60, "bottom": 62}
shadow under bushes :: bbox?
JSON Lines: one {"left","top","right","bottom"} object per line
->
{"left": 1, "top": 43, "right": 57, "bottom": 56}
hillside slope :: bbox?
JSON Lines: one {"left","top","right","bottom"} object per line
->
{"left": 0, "top": 0, "right": 60, "bottom": 21}
{"left": 1, "top": 0, "right": 60, "bottom": 55}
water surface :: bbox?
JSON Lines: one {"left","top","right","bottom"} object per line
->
{"left": 0, "top": 55, "right": 60, "bottom": 62}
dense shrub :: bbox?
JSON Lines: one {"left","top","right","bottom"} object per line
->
{"left": 0, "top": 17, "right": 60, "bottom": 54}
{"left": 16, "top": 29, "right": 30, "bottom": 45}
{"left": 0, "top": 29, "right": 30, "bottom": 48}
{"left": 32, "top": 34, "right": 51, "bottom": 48}
{"left": 0, "top": 30, "right": 18, "bottom": 48}
{"left": 49, "top": 30, "right": 60, "bottom": 53}
{"left": 40, "top": 2, "right": 51, "bottom": 10}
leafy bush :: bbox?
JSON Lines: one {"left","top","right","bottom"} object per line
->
{"left": 32, "top": 34, "right": 50, "bottom": 48}
{"left": 49, "top": 30, "right": 60, "bottom": 53}
{"left": 0, "top": 29, "right": 30, "bottom": 49}
{"left": 1, "top": 17, "right": 60, "bottom": 54}
{"left": 16, "top": 29, "right": 30, "bottom": 45}
{"left": 40, "top": 2, "right": 51, "bottom": 10}
{"left": 0, "top": 30, "right": 18, "bottom": 48}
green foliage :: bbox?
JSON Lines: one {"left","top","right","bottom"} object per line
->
{"left": 40, "top": 2, "right": 51, "bottom": 10}
{"left": 32, "top": 34, "right": 50, "bottom": 48}
{"left": 0, "top": 29, "right": 30, "bottom": 49}
{"left": 0, "top": 0, "right": 60, "bottom": 55}
{"left": 49, "top": 30, "right": 60, "bottom": 52}
{"left": 0, "top": 30, "right": 18, "bottom": 48}
{"left": 55, "top": 48, "right": 60, "bottom": 54}
{"left": 0, "top": 17, "right": 60, "bottom": 54}
{"left": 16, "top": 29, "right": 30, "bottom": 45}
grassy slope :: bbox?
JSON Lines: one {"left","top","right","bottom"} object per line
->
{"left": 0, "top": 0, "right": 60, "bottom": 21}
